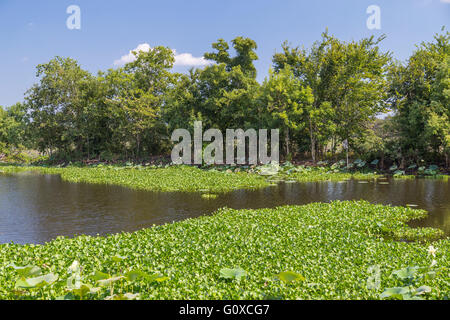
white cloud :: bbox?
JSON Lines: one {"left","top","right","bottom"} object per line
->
{"left": 113, "top": 43, "right": 151, "bottom": 66}
{"left": 114, "top": 43, "right": 211, "bottom": 67}
{"left": 440, "top": 0, "right": 450, "bottom": 3}
{"left": 173, "top": 51, "right": 211, "bottom": 67}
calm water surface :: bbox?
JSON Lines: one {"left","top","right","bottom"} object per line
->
{"left": 0, "top": 172, "right": 449, "bottom": 244}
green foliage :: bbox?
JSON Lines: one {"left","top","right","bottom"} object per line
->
{"left": 389, "top": 30, "right": 450, "bottom": 166}
{"left": 169, "top": 36, "right": 261, "bottom": 133}
{"left": 1, "top": 31, "right": 448, "bottom": 167}
{"left": 104, "top": 46, "right": 175, "bottom": 159}
{"left": 201, "top": 193, "right": 218, "bottom": 199}
{"left": 0, "top": 104, "right": 28, "bottom": 156}
{"left": 23, "top": 49, "right": 176, "bottom": 161}
{"left": 276, "top": 271, "right": 305, "bottom": 284}
{"left": 16, "top": 273, "right": 58, "bottom": 289}
{"left": 0, "top": 201, "right": 448, "bottom": 300}
{"left": 0, "top": 165, "right": 270, "bottom": 193}
{"left": 261, "top": 66, "right": 313, "bottom": 156}
{"left": 258, "top": 161, "right": 380, "bottom": 182}
{"left": 0, "top": 163, "right": 381, "bottom": 192}
{"left": 379, "top": 253, "right": 440, "bottom": 300}
{"left": 204, "top": 37, "right": 258, "bottom": 79}
{"left": 219, "top": 268, "right": 248, "bottom": 281}
{"left": 7, "top": 257, "right": 168, "bottom": 300}
{"left": 273, "top": 31, "right": 390, "bottom": 162}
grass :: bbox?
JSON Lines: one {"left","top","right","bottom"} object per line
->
{"left": 0, "top": 201, "right": 448, "bottom": 300}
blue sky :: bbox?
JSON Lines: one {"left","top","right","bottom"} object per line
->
{"left": 0, "top": 0, "right": 449, "bottom": 107}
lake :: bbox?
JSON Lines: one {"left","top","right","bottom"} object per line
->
{"left": 0, "top": 172, "right": 449, "bottom": 244}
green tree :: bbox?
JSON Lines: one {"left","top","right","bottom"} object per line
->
{"left": 0, "top": 103, "right": 28, "bottom": 155}
{"left": 25, "top": 57, "right": 94, "bottom": 158}
{"left": 204, "top": 36, "right": 258, "bottom": 78}
{"left": 352, "top": 117, "right": 403, "bottom": 168}
{"left": 273, "top": 31, "right": 390, "bottom": 162}
{"left": 261, "top": 66, "right": 313, "bottom": 156}
{"left": 425, "top": 56, "right": 450, "bottom": 167}
{"left": 166, "top": 37, "right": 261, "bottom": 132}
{"left": 164, "top": 70, "right": 203, "bottom": 133}
{"left": 388, "top": 30, "right": 449, "bottom": 166}
{"left": 105, "top": 46, "right": 175, "bottom": 159}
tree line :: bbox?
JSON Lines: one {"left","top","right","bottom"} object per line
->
{"left": 0, "top": 30, "right": 449, "bottom": 168}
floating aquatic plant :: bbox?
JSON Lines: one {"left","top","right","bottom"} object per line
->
{"left": 0, "top": 201, "right": 447, "bottom": 300}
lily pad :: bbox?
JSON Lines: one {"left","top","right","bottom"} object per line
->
{"left": 277, "top": 271, "right": 305, "bottom": 284}
{"left": 219, "top": 268, "right": 248, "bottom": 281}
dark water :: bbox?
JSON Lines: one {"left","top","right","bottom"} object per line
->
{"left": 0, "top": 172, "right": 449, "bottom": 244}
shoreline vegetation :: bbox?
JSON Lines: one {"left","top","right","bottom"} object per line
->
{"left": 0, "top": 201, "right": 447, "bottom": 300}
{"left": 2, "top": 31, "right": 450, "bottom": 173}
{"left": 0, "top": 162, "right": 384, "bottom": 193}
{"left": 1, "top": 160, "right": 448, "bottom": 193}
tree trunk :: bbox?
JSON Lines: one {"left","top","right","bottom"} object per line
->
{"left": 86, "top": 136, "right": 90, "bottom": 160}
{"left": 446, "top": 152, "right": 449, "bottom": 169}
{"left": 136, "top": 135, "right": 141, "bottom": 161}
{"left": 309, "top": 119, "right": 316, "bottom": 163}
{"left": 400, "top": 157, "right": 405, "bottom": 170}
{"left": 285, "top": 127, "right": 290, "bottom": 158}
{"left": 331, "top": 137, "right": 336, "bottom": 161}
{"left": 346, "top": 148, "right": 349, "bottom": 167}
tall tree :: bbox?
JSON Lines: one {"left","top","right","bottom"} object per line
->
{"left": 25, "top": 57, "right": 94, "bottom": 158}
{"left": 103, "top": 46, "right": 176, "bottom": 159}
{"left": 205, "top": 36, "right": 258, "bottom": 78}
{"left": 177, "top": 36, "right": 261, "bottom": 131}
{"left": 273, "top": 31, "right": 390, "bottom": 162}
{"left": 388, "top": 30, "right": 450, "bottom": 166}
{"left": 425, "top": 56, "right": 450, "bottom": 167}
{"left": 261, "top": 66, "right": 313, "bottom": 156}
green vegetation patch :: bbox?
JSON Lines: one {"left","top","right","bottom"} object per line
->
{"left": 0, "top": 163, "right": 382, "bottom": 193}
{"left": 0, "top": 165, "right": 269, "bottom": 193}
{"left": 0, "top": 201, "right": 448, "bottom": 300}
{"left": 256, "top": 161, "right": 381, "bottom": 182}
{"left": 393, "top": 175, "right": 417, "bottom": 180}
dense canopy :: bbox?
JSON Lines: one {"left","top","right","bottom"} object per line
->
{"left": 1, "top": 30, "right": 449, "bottom": 169}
